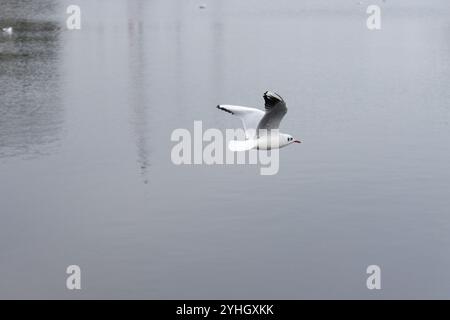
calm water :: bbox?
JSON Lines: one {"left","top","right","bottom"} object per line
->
{"left": 0, "top": 0, "right": 449, "bottom": 299}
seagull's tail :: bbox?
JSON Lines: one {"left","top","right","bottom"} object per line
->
{"left": 228, "top": 139, "right": 257, "bottom": 152}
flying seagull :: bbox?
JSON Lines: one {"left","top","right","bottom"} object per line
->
{"left": 2, "top": 27, "right": 12, "bottom": 34}
{"left": 217, "top": 91, "right": 301, "bottom": 151}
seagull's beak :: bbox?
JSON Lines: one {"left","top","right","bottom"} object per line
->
{"left": 294, "top": 140, "right": 301, "bottom": 144}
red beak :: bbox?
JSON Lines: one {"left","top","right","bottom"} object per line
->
{"left": 294, "top": 140, "right": 301, "bottom": 144}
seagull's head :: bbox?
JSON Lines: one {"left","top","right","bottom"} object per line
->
{"left": 284, "top": 134, "right": 301, "bottom": 146}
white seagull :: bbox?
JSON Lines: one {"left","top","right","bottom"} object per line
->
{"left": 217, "top": 91, "right": 301, "bottom": 151}
{"left": 2, "top": 27, "right": 13, "bottom": 34}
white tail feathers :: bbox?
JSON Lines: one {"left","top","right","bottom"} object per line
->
{"left": 228, "top": 139, "right": 257, "bottom": 152}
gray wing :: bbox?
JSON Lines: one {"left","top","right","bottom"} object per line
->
{"left": 257, "top": 91, "right": 287, "bottom": 135}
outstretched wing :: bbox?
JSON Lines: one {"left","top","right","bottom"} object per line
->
{"left": 257, "top": 91, "right": 287, "bottom": 134}
{"left": 216, "top": 105, "right": 264, "bottom": 139}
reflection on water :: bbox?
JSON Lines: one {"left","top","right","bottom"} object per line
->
{"left": 0, "top": 13, "right": 63, "bottom": 159}
{"left": 0, "top": 1, "right": 63, "bottom": 157}
{"left": 0, "top": 0, "right": 450, "bottom": 299}
{"left": 127, "top": 1, "right": 151, "bottom": 184}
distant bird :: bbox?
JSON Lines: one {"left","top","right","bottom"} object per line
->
{"left": 2, "top": 27, "right": 12, "bottom": 34}
{"left": 199, "top": 4, "right": 206, "bottom": 9}
{"left": 217, "top": 91, "right": 301, "bottom": 151}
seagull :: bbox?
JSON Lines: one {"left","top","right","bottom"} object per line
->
{"left": 2, "top": 27, "right": 12, "bottom": 34}
{"left": 217, "top": 91, "right": 301, "bottom": 151}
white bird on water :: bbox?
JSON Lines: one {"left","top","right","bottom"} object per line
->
{"left": 217, "top": 91, "right": 301, "bottom": 151}
{"left": 2, "top": 27, "right": 13, "bottom": 34}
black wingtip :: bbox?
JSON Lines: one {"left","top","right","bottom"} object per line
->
{"left": 264, "top": 91, "right": 284, "bottom": 102}
{"left": 216, "top": 105, "right": 234, "bottom": 115}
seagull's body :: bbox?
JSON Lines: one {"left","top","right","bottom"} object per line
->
{"left": 2, "top": 27, "right": 13, "bottom": 34}
{"left": 217, "top": 91, "right": 301, "bottom": 151}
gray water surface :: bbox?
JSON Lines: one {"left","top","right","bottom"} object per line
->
{"left": 0, "top": 0, "right": 450, "bottom": 299}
